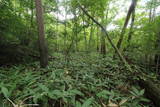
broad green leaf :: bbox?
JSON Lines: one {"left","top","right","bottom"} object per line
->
{"left": 75, "top": 101, "right": 82, "bottom": 107}
{"left": 69, "top": 89, "right": 84, "bottom": 96}
{"left": 1, "top": 87, "right": 9, "bottom": 98}
{"left": 38, "top": 84, "right": 49, "bottom": 92}
{"left": 82, "top": 97, "right": 94, "bottom": 107}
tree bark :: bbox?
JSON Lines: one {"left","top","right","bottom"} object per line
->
{"left": 73, "top": 12, "right": 78, "bottom": 52}
{"left": 100, "top": 26, "right": 106, "bottom": 57}
{"left": 96, "top": 26, "right": 100, "bottom": 52}
{"left": 82, "top": 13, "right": 87, "bottom": 52}
{"left": 56, "top": 0, "right": 59, "bottom": 51}
{"left": 123, "top": 8, "right": 136, "bottom": 52}
{"left": 155, "top": 32, "right": 160, "bottom": 74}
{"left": 127, "top": 10, "right": 135, "bottom": 44}
{"left": 116, "top": 0, "right": 137, "bottom": 50}
{"left": 89, "top": 22, "right": 94, "bottom": 52}
{"left": 35, "top": 0, "right": 48, "bottom": 68}
{"left": 30, "top": 0, "right": 34, "bottom": 28}
{"left": 64, "top": 0, "right": 67, "bottom": 52}
{"left": 100, "top": 4, "right": 109, "bottom": 57}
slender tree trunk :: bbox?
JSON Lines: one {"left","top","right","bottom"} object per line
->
{"left": 149, "top": 4, "right": 153, "bottom": 22}
{"left": 100, "top": 26, "right": 106, "bottom": 57}
{"left": 124, "top": 5, "right": 136, "bottom": 51}
{"left": 116, "top": 0, "right": 137, "bottom": 50}
{"left": 154, "top": 0, "right": 159, "bottom": 73}
{"left": 64, "top": 22, "right": 67, "bottom": 52}
{"left": 73, "top": 13, "right": 78, "bottom": 52}
{"left": 149, "top": 0, "right": 157, "bottom": 22}
{"left": 30, "top": 0, "right": 34, "bottom": 28}
{"left": 100, "top": 9, "right": 108, "bottom": 57}
{"left": 155, "top": 32, "right": 160, "bottom": 74}
{"left": 89, "top": 22, "right": 94, "bottom": 52}
{"left": 127, "top": 11, "right": 135, "bottom": 43}
{"left": 148, "top": 0, "right": 159, "bottom": 73}
{"left": 75, "top": 22, "right": 78, "bottom": 52}
{"left": 146, "top": 0, "right": 153, "bottom": 69}
{"left": 100, "top": 2, "right": 109, "bottom": 57}
{"left": 64, "top": 0, "right": 67, "bottom": 53}
{"left": 35, "top": 0, "right": 48, "bottom": 68}
{"left": 152, "top": 0, "right": 157, "bottom": 19}
{"left": 28, "top": 0, "right": 34, "bottom": 46}
{"left": 56, "top": 0, "right": 59, "bottom": 51}
{"left": 82, "top": 13, "right": 87, "bottom": 51}
{"left": 97, "top": 26, "right": 100, "bottom": 52}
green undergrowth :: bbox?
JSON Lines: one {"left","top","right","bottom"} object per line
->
{"left": 0, "top": 53, "right": 154, "bottom": 107}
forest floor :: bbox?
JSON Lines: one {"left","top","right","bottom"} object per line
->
{"left": 0, "top": 53, "right": 157, "bottom": 107}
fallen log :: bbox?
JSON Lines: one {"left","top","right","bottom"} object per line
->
{"left": 138, "top": 79, "right": 160, "bottom": 107}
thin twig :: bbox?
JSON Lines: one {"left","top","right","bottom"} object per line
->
{"left": 23, "top": 104, "right": 39, "bottom": 106}
{"left": 7, "top": 98, "right": 17, "bottom": 107}
{"left": 22, "top": 96, "right": 34, "bottom": 102}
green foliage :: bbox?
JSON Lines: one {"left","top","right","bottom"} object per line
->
{"left": 0, "top": 53, "right": 151, "bottom": 107}
{"left": 0, "top": 0, "right": 160, "bottom": 106}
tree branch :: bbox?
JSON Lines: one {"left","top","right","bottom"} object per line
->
{"left": 78, "top": 2, "right": 133, "bottom": 72}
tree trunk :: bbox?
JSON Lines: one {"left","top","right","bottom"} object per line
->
{"left": 64, "top": 0, "right": 67, "bottom": 53}
{"left": 28, "top": 0, "right": 34, "bottom": 46}
{"left": 100, "top": 2, "right": 109, "bottom": 57}
{"left": 30, "top": 0, "right": 34, "bottom": 28}
{"left": 155, "top": 32, "right": 160, "bottom": 74}
{"left": 97, "top": 26, "right": 100, "bottom": 52}
{"left": 124, "top": 7, "right": 136, "bottom": 52}
{"left": 56, "top": 0, "right": 59, "bottom": 51}
{"left": 116, "top": 0, "right": 137, "bottom": 50}
{"left": 100, "top": 27, "right": 106, "bottom": 57}
{"left": 89, "top": 22, "right": 94, "bottom": 52}
{"left": 75, "top": 22, "right": 78, "bottom": 52}
{"left": 149, "top": 0, "right": 157, "bottom": 22}
{"left": 35, "top": 0, "right": 48, "bottom": 68}
{"left": 82, "top": 15, "right": 87, "bottom": 52}
{"left": 127, "top": 10, "right": 135, "bottom": 44}
{"left": 72, "top": 12, "right": 78, "bottom": 52}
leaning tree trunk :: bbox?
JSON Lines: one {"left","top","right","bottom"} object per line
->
{"left": 35, "top": 0, "right": 48, "bottom": 68}
{"left": 127, "top": 9, "right": 135, "bottom": 46}
{"left": 116, "top": 0, "right": 137, "bottom": 50}
{"left": 79, "top": 2, "right": 133, "bottom": 72}
{"left": 123, "top": 6, "right": 136, "bottom": 52}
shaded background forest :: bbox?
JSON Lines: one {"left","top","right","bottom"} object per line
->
{"left": 0, "top": 0, "right": 160, "bottom": 68}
